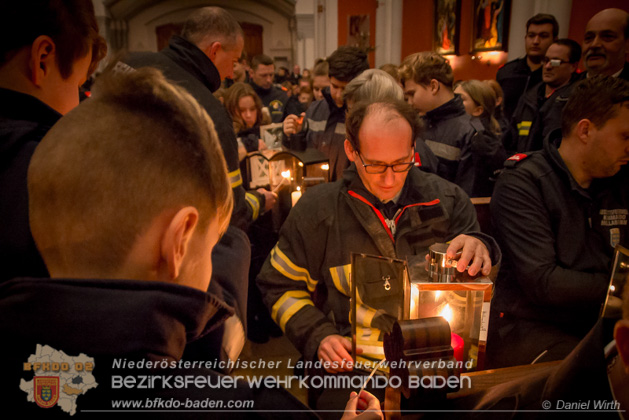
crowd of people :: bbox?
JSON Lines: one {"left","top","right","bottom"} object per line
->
{"left": 1, "top": 1, "right": 628, "bottom": 418}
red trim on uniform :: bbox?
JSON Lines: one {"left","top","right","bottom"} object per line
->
{"left": 348, "top": 191, "right": 394, "bottom": 243}
{"left": 348, "top": 192, "right": 441, "bottom": 243}
{"left": 414, "top": 152, "right": 422, "bottom": 167}
{"left": 394, "top": 199, "right": 441, "bottom": 225}
{"left": 507, "top": 153, "right": 528, "bottom": 162}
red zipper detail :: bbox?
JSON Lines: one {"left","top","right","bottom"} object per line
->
{"left": 348, "top": 191, "right": 395, "bottom": 243}
{"left": 394, "top": 199, "right": 441, "bottom": 224}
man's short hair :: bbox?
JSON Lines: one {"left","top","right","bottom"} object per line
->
{"left": 561, "top": 76, "right": 629, "bottom": 137}
{"left": 344, "top": 69, "right": 403, "bottom": 104}
{"left": 181, "top": 6, "right": 243, "bottom": 50}
{"left": 399, "top": 52, "right": 454, "bottom": 89}
{"left": 526, "top": 13, "right": 559, "bottom": 38}
{"left": 552, "top": 38, "right": 582, "bottom": 63}
{"left": 28, "top": 68, "right": 233, "bottom": 275}
{"left": 0, "top": 0, "right": 107, "bottom": 78}
{"left": 250, "top": 54, "right": 274, "bottom": 70}
{"left": 327, "top": 46, "right": 369, "bottom": 82}
{"left": 345, "top": 100, "right": 423, "bottom": 151}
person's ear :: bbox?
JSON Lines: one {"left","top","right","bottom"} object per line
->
{"left": 615, "top": 320, "right": 629, "bottom": 374}
{"left": 429, "top": 79, "right": 440, "bottom": 95}
{"left": 29, "top": 35, "right": 56, "bottom": 86}
{"left": 206, "top": 41, "right": 222, "bottom": 61}
{"left": 575, "top": 119, "right": 592, "bottom": 144}
{"left": 472, "top": 105, "right": 484, "bottom": 117}
{"left": 344, "top": 139, "right": 357, "bottom": 163}
{"left": 161, "top": 207, "right": 199, "bottom": 280}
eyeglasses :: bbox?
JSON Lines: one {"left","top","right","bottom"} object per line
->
{"left": 542, "top": 57, "right": 570, "bottom": 67}
{"left": 356, "top": 150, "right": 415, "bottom": 174}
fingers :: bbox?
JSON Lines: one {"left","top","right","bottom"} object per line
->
{"left": 318, "top": 335, "right": 355, "bottom": 373}
{"left": 342, "top": 392, "right": 383, "bottom": 420}
{"left": 445, "top": 235, "right": 492, "bottom": 276}
{"left": 258, "top": 188, "right": 278, "bottom": 212}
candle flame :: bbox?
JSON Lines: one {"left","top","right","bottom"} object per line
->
{"left": 298, "top": 162, "right": 304, "bottom": 167}
{"left": 281, "top": 170, "right": 291, "bottom": 179}
{"left": 296, "top": 186, "right": 301, "bottom": 191}
{"left": 321, "top": 164, "right": 329, "bottom": 170}
{"left": 439, "top": 303, "right": 453, "bottom": 324}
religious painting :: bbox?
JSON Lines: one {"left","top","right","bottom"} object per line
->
{"left": 472, "top": 0, "right": 511, "bottom": 52}
{"left": 434, "top": 0, "right": 460, "bottom": 55}
{"left": 348, "top": 15, "right": 374, "bottom": 53}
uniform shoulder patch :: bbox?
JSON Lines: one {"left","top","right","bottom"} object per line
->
{"left": 504, "top": 153, "right": 529, "bottom": 168}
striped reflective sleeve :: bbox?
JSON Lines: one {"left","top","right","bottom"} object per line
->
{"left": 329, "top": 264, "right": 351, "bottom": 296}
{"left": 244, "top": 192, "right": 260, "bottom": 221}
{"left": 229, "top": 169, "right": 243, "bottom": 189}
{"left": 355, "top": 326, "right": 385, "bottom": 358}
{"left": 308, "top": 119, "right": 326, "bottom": 133}
{"left": 334, "top": 122, "right": 346, "bottom": 135}
{"left": 269, "top": 245, "right": 318, "bottom": 292}
{"left": 271, "top": 290, "right": 314, "bottom": 331}
{"left": 355, "top": 304, "right": 378, "bottom": 327}
{"left": 517, "top": 121, "right": 532, "bottom": 136}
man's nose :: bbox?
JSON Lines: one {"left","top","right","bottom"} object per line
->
{"left": 381, "top": 167, "right": 396, "bottom": 184}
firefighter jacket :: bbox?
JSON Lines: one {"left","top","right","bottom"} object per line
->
{"left": 256, "top": 164, "right": 500, "bottom": 363}
{"left": 490, "top": 130, "right": 628, "bottom": 338}
{"left": 496, "top": 57, "right": 543, "bottom": 121}
{"left": 421, "top": 95, "right": 503, "bottom": 197}
{"left": 250, "top": 81, "right": 289, "bottom": 123}
{"left": 501, "top": 81, "right": 574, "bottom": 155}
{"left": 123, "top": 36, "right": 263, "bottom": 231}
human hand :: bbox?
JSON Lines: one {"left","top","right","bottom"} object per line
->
{"left": 445, "top": 234, "right": 492, "bottom": 276}
{"left": 318, "top": 335, "right": 360, "bottom": 373}
{"left": 341, "top": 391, "right": 383, "bottom": 420}
{"left": 257, "top": 188, "right": 278, "bottom": 212}
{"left": 283, "top": 112, "right": 305, "bottom": 135}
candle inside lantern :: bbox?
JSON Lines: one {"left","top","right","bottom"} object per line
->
{"left": 439, "top": 303, "right": 464, "bottom": 362}
{"left": 272, "top": 170, "right": 292, "bottom": 193}
{"left": 291, "top": 187, "right": 302, "bottom": 207}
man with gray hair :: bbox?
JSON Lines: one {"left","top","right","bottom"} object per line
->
{"left": 124, "top": 6, "right": 275, "bottom": 369}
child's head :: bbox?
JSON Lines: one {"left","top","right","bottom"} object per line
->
{"left": 298, "top": 85, "right": 313, "bottom": 106}
{"left": 28, "top": 68, "right": 232, "bottom": 290}
{"left": 454, "top": 79, "right": 500, "bottom": 134}
{"left": 224, "top": 82, "right": 264, "bottom": 131}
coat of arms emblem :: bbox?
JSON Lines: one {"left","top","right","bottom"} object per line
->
{"left": 34, "top": 376, "right": 59, "bottom": 408}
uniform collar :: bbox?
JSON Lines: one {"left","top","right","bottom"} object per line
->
{"left": 161, "top": 35, "right": 221, "bottom": 93}
{"left": 0, "top": 88, "right": 61, "bottom": 127}
{"left": 423, "top": 94, "right": 466, "bottom": 124}
{"left": 0, "top": 277, "right": 233, "bottom": 361}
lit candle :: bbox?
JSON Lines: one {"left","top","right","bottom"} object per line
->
{"left": 291, "top": 187, "right": 302, "bottom": 207}
{"left": 439, "top": 303, "right": 464, "bottom": 362}
{"left": 272, "top": 170, "right": 291, "bottom": 193}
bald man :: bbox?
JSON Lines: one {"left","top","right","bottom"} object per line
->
{"left": 582, "top": 8, "right": 629, "bottom": 80}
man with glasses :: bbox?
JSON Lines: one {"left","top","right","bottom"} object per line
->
{"left": 257, "top": 100, "right": 499, "bottom": 414}
{"left": 502, "top": 39, "right": 582, "bottom": 154}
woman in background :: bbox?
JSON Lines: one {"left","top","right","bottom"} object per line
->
{"left": 454, "top": 79, "right": 501, "bottom": 136}
{"left": 453, "top": 79, "right": 506, "bottom": 196}
{"left": 224, "top": 82, "right": 271, "bottom": 159}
